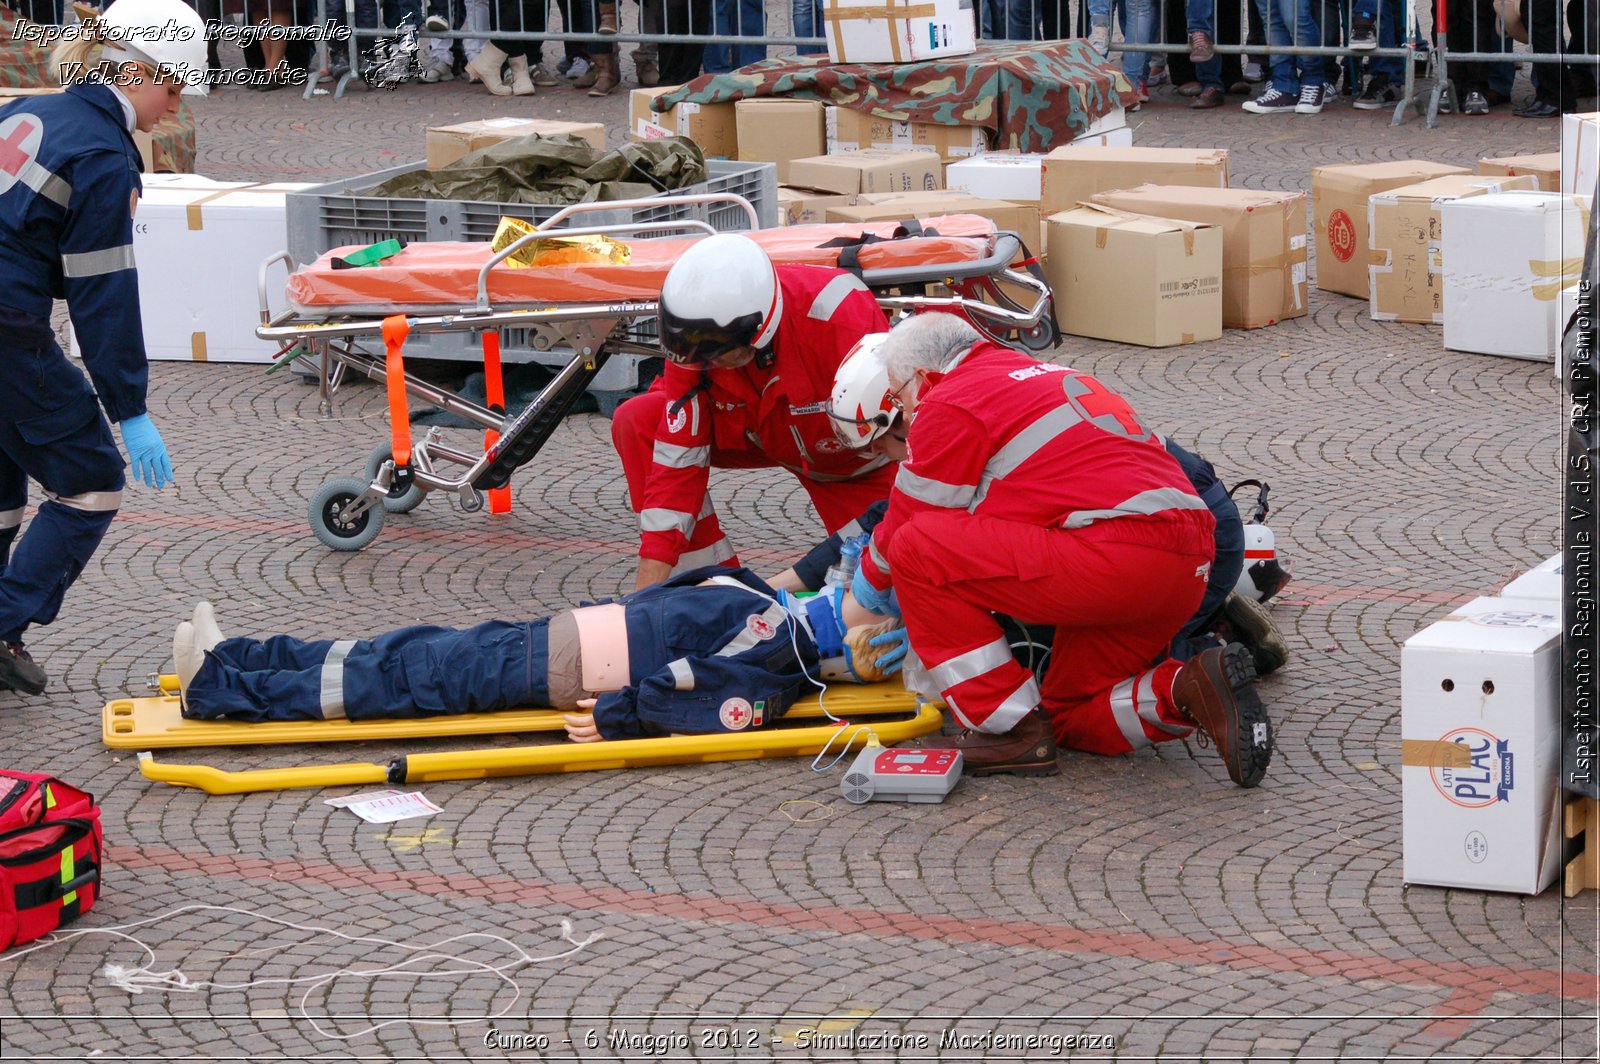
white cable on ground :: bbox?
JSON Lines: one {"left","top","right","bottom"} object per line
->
{"left": 0, "top": 902, "right": 602, "bottom": 1041}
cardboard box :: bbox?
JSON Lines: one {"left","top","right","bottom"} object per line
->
{"left": 1561, "top": 111, "right": 1600, "bottom": 196}
{"left": 629, "top": 86, "right": 738, "bottom": 159}
{"left": 1477, "top": 151, "right": 1563, "bottom": 192}
{"left": 1044, "top": 205, "right": 1223, "bottom": 348}
{"left": 822, "top": 0, "right": 977, "bottom": 64}
{"left": 1041, "top": 146, "right": 1229, "bottom": 218}
{"left": 70, "top": 179, "right": 313, "bottom": 363}
{"left": 826, "top": 190, "right": 1040, "bottom": 239}
{"left": 946, "top": 153, "right": 1047, "bottom": 202}
{"left": 825, "top": 106, "right": 988, "bottom": 161}
{"left": 735, "top": 98, "right": 825, "bottom": 184}
{"left": 1368, "top": 173, "right": 1539, "bottom": 324}
{"left": 1441, "top": 191, "right": 1592, "bottom": 360}
{"left": 1401, "top": 595, "right": 1565, "bottom": 894}
{"left": 786, "top": 149, "right": 941, "bottom": 195}
{"left": 777, "top": 185, "right": 858, "bottom": 225}
{"left": 1502, "top": 553, "right": 1562, "bottom": 601}
{"left": 426, "top": 118, "right": 607, "bottom": 169}
{"left": 1091, "top": 185, "right": 1308, "bottom": 330}
{"left": 1311, "top": 160, "right": 1471, "bottom": 297}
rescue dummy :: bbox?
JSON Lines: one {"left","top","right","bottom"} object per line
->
{"left": 834, "top": 314, "right": 1276, "bottom": 788}
{"left": 0, "top": 0, "right": 207, "bottom": 696}
{"left": 171, "top": 568, "right": 906, "bottom": 742}
{"left": 610, "top": 233, "right": 898, "bottom": 590}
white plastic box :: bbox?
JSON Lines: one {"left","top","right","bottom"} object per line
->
{"left": 1401, "top": 595, "right": 1565, "bottom": 894}
{"left": 822, "top": 0, "right": 977, "bottom": 64}
{"left": 1502, "top": 553, "right": 1562, "bottom": 601}
{"left": 946, "top": 122, "right": 1134, "bottom": 202}
{"left": 1441, "top": 191, "right": 1591, "bottom": 361}
{"left": 1561, "top": 112, "right": 1599, "bottom": 197}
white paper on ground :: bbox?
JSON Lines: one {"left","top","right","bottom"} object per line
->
{"left": 324, "top": 788, "right": 405, "bottom": 809}
{"left": 343, "top": 791, "right": 444, "bottom": 823}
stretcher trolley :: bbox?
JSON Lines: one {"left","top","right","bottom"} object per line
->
{"left": 256, "top": 195, "right": 1056, "bottom": 550}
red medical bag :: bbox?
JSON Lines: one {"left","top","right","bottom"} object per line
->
{"left": 0, "top": 770, "right": 103, "bottom": 950}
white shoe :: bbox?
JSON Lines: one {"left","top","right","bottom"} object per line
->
{"left": 420, "top": 59, "right": 455, "bottom": 82}
{"left": 1088, "top": 22, "right": 1110, "bottom": 55}
{"left": 564, "top": 55, "right": 591, "bottom": 79}
{"left": 191, "top": 600, "right": 225, "bottom": 654}
{"left": 424, "top": 13, "right": 449, "bottom": 32}
{"left": 173, "top": 621, "right": 202, "bottom": 706}
{"left": 465, "top": 42, "right": 512, "bottom": 94}
{"left": 506, "top": 54, "right": 536, "bottom": 95}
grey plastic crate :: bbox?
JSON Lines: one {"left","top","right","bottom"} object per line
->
{"left": 285, "top": 157, "right": 777, "bottom": 266}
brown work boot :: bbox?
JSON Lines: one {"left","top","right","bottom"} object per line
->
{"left": 597, "top": 1, "right": 618, "bottom": 33}
{"left": 586, "top": 52, "right": 619, "bottom": 96}
{"left": 1172, "top": 645, "right": 1272, "bottom": 788}
{"left": 950, "top": 707, "right": 1059, "bottom": 777}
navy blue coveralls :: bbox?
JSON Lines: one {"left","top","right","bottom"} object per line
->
{"left": 183, "top": 567, "right": 824, "bottom": 740}
{"left": 0, "top": 81, "right": 145, "bottom": 645}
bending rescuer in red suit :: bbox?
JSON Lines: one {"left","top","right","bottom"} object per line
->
{"left": 842, "top": 313, "right": 1274, "bottom": 787}
{"left": 611, "top": 234, "right": 898, "bottom": 590}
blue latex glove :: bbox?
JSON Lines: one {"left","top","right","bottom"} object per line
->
{"left": 118, "top": 413, "right": 173, "bottom": 489}
{"left": 851, "top": 563, "right": 895, "bottom": 617}
{"left": 867, "top": 624, "right": 909, "bottom": 675}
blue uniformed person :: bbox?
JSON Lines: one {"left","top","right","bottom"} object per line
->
{"left": 0, "top": 0, "right": 208, "bottom": 695}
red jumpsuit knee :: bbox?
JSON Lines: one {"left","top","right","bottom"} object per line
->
{"left": 890, "top": 510, "right": 1211, "bottom": 754}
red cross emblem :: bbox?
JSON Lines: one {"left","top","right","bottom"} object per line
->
{"left": 719, "top": 697, "right": 753, "bottom": 730}
{"left": 747, "top": 614, "right": 775, "bottom": 641}
{"left": 1062, "top": 373, "right": 1151, "bottom": 441}
{"left": 0, "top": 115, "right": 43, "bottom": 194}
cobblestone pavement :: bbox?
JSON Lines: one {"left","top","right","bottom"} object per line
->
{"left": 0, "top": 59, "right": 1596, "bottom": 1062}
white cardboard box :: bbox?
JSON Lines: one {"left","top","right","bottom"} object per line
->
{"left": 1502, "top": 553, "right": 1562, "bottom": 600}
{"left": 822, "top": 0, "right": 977, "bottom": 64}
{"left": 946, "top": 125, "right": 1137, "bottom": 202}
{"left": 73, "top": 176, "right": 312, "bottom": 363}
{"left": 1561, "top": 111, "right": 1600, "bottom": 197}
{"left": 1401, "top": 595, "right": 1565, "bottom": 894}
{"left": 1441, "top": 191, "right": 1592, "bottom": 361}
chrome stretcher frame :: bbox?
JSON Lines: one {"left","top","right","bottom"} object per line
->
{"left": 256, "top": 195, "right": 1055, "bottom": 550}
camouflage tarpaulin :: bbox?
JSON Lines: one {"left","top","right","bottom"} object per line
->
{"left": 368, "top": 134, "right": 709, "bottom": 205}
{"left": 654, "top": 40, "right": 1135, "bottom": 154}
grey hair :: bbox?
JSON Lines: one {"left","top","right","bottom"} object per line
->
{"left": 879, "top": 313, "right": 983, "bottom": 385}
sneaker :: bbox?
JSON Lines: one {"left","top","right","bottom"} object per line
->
{"left": 1219, "top": 593, "right": 1290, "bottom": 676}
{"left": 1350, "top": 17, "right": 1377, "bottom": 49}
{"left": 949, "top": 707, "right": 1060, "bottom": 777}
{"left": 564, "top": 55, "right": 591, "bottom": 80}
{"left": 1295, "top": 82, "right": 1325, "bottom": 113}
{"left": 1436, "top": 91, "right": 1454, "bottom": 113}
{"left": 556, "top": 54, "right": 573, "bottom": 75}
{"left": 529, "top": 62, "right": 559, "bottom": 86}
{"left": 1134, "top": 77, "right": 1149, "bottom": 102}
{"left": 1188, "top": 29, "right": 1215, "bottom": 62}
{"left": 1463, "top": 90, "right": 1489, "bottom": 115}
{"left": 1148, "top": 61, "right": 1170, "bottom": 86}
{"left": 1323, "top": 80, "right": 1340, "bottom": 104}
{"left": 0, "top": 641, "right": 47, "bottom": 695}
{"left": 1173, "top": 644, "right": 1272, "bottom": 788}
{"left": 1353, "top": 77, "right": 1399, "bottom": 109}
{"left": 1190, "top": 85, "right": 1225, "bottom": 109}
{"left": 1242, "top": 86, "right": 1297, "bottom": 113}
{"left": 1089, "top": 21, "right": 1110, "bottom": 55}
{"left": 424, "top": 13, "right": 449, "bottom": 32}
{"left": 420, "top": 58, "right": 454, "bottom": 82}
{"left": 1177, "top": 79, "right": 1204, "bottom": 96}
{"left": 1241, "top": 59, "right": 1264, "bottom": 83}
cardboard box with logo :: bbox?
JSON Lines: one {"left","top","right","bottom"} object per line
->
{"left": 821, "top": 0, "right": 977, "bottom": 64}
{"left": 629, "top": 87, "right": 738, "bottom": 159}
{"left": 426, "top": 118, "right": 608, "bottom": 169}
{"left": 1091, "top": 185, "right": 1308, "bottom": 330}
{"left": 1041, "top": 146, "right": 1229, "bottom": 218}
{"left": 1368, "top": 173, "right": 1538, "bottom": 325}
{"left": 825, "top": 106, "right": 988, "bottom": 161}
{"left": 1441, "top": 191, "right": 1591, "bottom": 361}
{"left": 786, "top": 149, "right": 941, "bottom": 195}
{"left": 1477, "top": 151, "right": 1563, "bottom": 192}
{"left": 777, "top": 186, "right": 858, "bottom": 225}
{"left": 1311, "top": 160, "right": 1470, "bottom": 297}
{"left": 1401, "top": 595, "right": 1565, "bottom": 894}
{"left": 734, "top": 98, "right": 826, "bottom": 184}
{"left": 1044, "top": 205, "right": 1223, "bottom": 348}
{"left": 1561, "top": 112, "right": 1600, "bottom": 196}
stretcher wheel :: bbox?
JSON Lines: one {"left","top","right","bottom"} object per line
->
{"left": 1016, "top": 317, "right": 1059, "bottom": 352}
{"left": 309, "top": 477, "right": 386, "bottom": 551}
{"left": 365, "top": 444, "right": 427, "bottom": 514}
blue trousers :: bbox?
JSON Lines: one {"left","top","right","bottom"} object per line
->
{"left": 1168, "top": 480, "right": 1245, "bottom": 660}
{"left": 0, "top": 340, "right": 123, "bottom": 645}
{"left": 185, "top": 619, "right": 548, "bottom": 722}
{"left": 1256, "top": 0, "right": 1324, "bottom": 92}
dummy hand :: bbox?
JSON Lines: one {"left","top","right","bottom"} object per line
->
{"left": 564, "top": 699, "right": 604, "bottom": 743}
{"left": 118, "top": 413, "right": 173, "bottom": 490}
{"left": 867, "top": 624, "right": 909, "bottom": 675}
{"left": 850, "top": 565, "right": 896, "bottom": 617}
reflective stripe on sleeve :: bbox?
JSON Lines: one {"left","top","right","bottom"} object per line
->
{"left": 640, "top": 507, "right": 696, "bottom": 535}
{"left": 61, "top": 244, "right": 136, "bottom": 278}
{"left": 985, "top": 674, "right": 1041, "bottom": 734}
{"left": 715, "top": 601, "right": 790, "bottom": 657}
{"left": 652, "top": 440, "right": 710, "bottom": 469}
{"left": 667, "top": 658, "right": 695, "bottom": 690}
{"left": 42, "top": 489, "right": 121, "bottom": 513}
{"left": 676, "top": 537, "right": 736, "bottom": 569}
{"left": 1135, "top": 669, "right": 1191, "bottom": 737}
{"left": 928, "top": 636, "right": 1012, "bottom": 691}
{"left": 0, "top": 506, "right": 23, "bottom": 530}
{"left": 1064, "top": 487, "right": 1210, "bottom": 529}
{"left": 895, "top": 465, "right": 976, "bottom": 510}
{"left": 806, "top": 273, "right": 870, "bottom": 321}
{"left": 867, "top": 536, "right": 890, "bottom": 576}
{"left": 971, "top": 405, "right": 1083, "bottom": 510}
{"left": 1107, "top": 675, "right": 1153, "bottom": 750}
{"left": 18, "top": 160, "right": 71, "bottom": 208}
{"left": 319, "top": 640, "right": 357, "bottom": 720}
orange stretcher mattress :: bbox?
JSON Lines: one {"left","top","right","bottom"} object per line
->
{"left": 285, "top": 215, "right": 1000, "bottom": 314}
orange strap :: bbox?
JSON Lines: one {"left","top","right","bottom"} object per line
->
{"left": 481, "top": 330, "right": 511, "bottom": 514}
{"left": 382, "top": 315, "right": 413, "bottom": 467}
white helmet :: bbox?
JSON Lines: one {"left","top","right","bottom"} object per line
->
{"left": 828, "top": 333, "right": 898, "bottom": 449}
{"left": 658, "top": 234, "right": 782, "bottom": 365}
{"left": 95, "top": 0, "right": 210, "bottom": 96}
